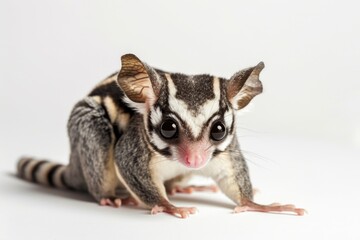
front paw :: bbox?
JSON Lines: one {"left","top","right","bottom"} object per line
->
{"left": 151, "top": 204, "right": 197, "bottom": 218}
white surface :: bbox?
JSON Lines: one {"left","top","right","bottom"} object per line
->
{"left": 1, "top": 135, "right": 360, "bottom": 240}
{"left": 1, "top": 0, "right": 360, "bottom": 239}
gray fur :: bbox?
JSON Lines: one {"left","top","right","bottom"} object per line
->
{"left": 65, "top": 97, "right": 119, "bottom": 200}
{"left": 114, "top": 115, "right": 164, "bottom": 205}
{"left": 228, "top": 137, "right": 253, "bottom": 200}
{"left": 17, "top": 54, "right": 263, "bottom": 213}
{"left": 170, "top": 73, "right": 215, "bottom": 114}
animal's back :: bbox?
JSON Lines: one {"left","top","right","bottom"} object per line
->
{"left": 17, "top": 71, "right": 135, "bottom": 195}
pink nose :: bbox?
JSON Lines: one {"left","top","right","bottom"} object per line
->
{"left": 185, "top": 154, "right": 205, "bottom": 168}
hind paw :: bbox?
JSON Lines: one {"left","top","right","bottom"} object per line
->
{"left": 99, "top": 197, "right": 122, "bottom": 208}
{"left": 99, "top": 196, "right": 138, "bottom": 208}
{"left": 168, "top": 185, "right": 219, "bottom": 195}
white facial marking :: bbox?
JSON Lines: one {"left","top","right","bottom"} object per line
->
{"left": 166, "top": 74, "right": 221, "bottom": 138}
{"left": 150, "top": 106, "right": 163, "bottom": 126}
{"left": 216, "top": 134, "right": 234, "bottom": 151}
{"left": 151, "top": 133, "right": 169, "bottom": 149}
{"left": 224, "top": 109, "right": 233, "bottom": 129}
{"left": 214, "top": 109, "right": 234, "bottom": 151}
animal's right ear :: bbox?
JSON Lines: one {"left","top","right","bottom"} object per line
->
{"left": 117, "top": 54, "right": 162, "bottom": 113}
{"left": 226, "top": 62, "right": 264, "bottom": 110}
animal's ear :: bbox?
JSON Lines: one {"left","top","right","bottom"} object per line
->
{"left": 226, "top": 62, "right": 264, "bottom": 110}
{"left": 117, "top": 54, "right": 162, "bottom": 105}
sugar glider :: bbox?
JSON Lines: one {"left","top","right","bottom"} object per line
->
{"left": 17, "top": 54, "right": 305, "bottom": 218}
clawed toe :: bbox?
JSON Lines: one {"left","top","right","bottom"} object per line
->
{"left": 99, "top": 197, "right": 122, "bottom": 208}
{"left": 234, "top": 200, "right": 306, "bottom": 216}
{"left": 169, "top": 185, "right": 219, "bottom": 195}
{"left": 151, "top": 205, "right": 197, "bottom": 218}
{"left": 122, "top": 196, "right": 138, "bottom": 206}
{"left": 99, "top": 196, "right": 138, "bottom": 208}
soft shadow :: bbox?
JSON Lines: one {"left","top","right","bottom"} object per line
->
{"left": 169, "top": 194, "right": 234, "bottom": 209}
{"left": 6, "top": 172, "right": 235, "bottom": 212}
{"left": 5, "top": 171, "right": 150, "bottom": 218}
{"left": 6, "top": 171, "right": 93, "bottom": 203}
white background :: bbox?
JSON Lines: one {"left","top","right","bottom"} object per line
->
{"left": 1, "top": 0, "right": 360, "bottom": 239}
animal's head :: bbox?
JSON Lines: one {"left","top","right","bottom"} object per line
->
{"left": 117, "top": 54, "right": 264, "bottom": 169}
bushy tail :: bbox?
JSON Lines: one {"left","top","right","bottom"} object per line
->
{"left": 17, "top": 157, "right": 70, "bottom": 189}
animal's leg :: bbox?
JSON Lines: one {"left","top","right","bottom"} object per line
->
{"left": 67, "top": 97, "right": 125, "bottom": 207}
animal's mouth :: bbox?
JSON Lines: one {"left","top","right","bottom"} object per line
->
{"left": 178, "top": 156, "right": 210, "bottom": 169}
{"left": 172, "top": 141, "right": 214, "bottom": 170}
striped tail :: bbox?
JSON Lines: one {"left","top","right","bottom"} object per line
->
{"left": 17, "top": 157, "right": 70, "bottom": 189}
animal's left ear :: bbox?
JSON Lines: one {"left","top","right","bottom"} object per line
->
{"left": 226, "top": 62, "right": 264, "bottom": 110}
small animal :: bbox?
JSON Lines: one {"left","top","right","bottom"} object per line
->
{"left": 17, "top": 54, "right": 305, "bottom": 218}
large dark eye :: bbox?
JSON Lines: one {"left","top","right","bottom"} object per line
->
{"left": 210, "top": 121, "right": 226, "bottom": 141}
{"left": 160, "top": 119, "right": 178, "bottom": 139}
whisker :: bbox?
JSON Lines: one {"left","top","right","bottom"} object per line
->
{"left": 244, "top": 156, "right": 267, "bottom": 169}
{"left": 237, "top": 134, "right": 260, "bottom": 138}
{"left": 225, "top": 149, "right": 266, "bottom": 168}
{"left": 177, "top": 145, "right": 186, "bottom": 153}
{"left": 236, "top": 126, "right": 264, "bottom": 133}
{"left": 241, "top": 149, "right": 275, "bottom": 163}
{"left": 149, "top": 158, "right": 176, "bottom": 167}
{"left": 204, "top": 144, "right": 213, "bottom": 152}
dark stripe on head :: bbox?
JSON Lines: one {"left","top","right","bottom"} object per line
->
{"left": 147, "top": 114, "right": 154, "bottom": 132}
{"left": 170, "top": 73, "right": 215, "bottom": 114}
{"left": 153, "top": 76, "right": 169, "bottom": 110}
{"left": 167, "top": 110, "right": 222, "bottom": 141}
{"left": 219, "top": 77, "right": 229, "bottom": 110}
{"left": 229, "top": 112, "right": 235, "bottom": 134}
{"left": 47, "top": 164, "right": 62, "bottom": 187}
{"left": 31, "top": 160, "right": 48, "bottom": 182}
